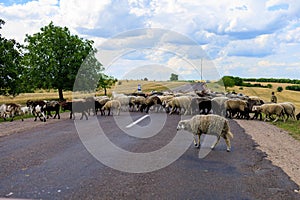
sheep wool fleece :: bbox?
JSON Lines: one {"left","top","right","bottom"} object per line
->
{"left": 190, "top": 114, "right": 228, "bottom": 137}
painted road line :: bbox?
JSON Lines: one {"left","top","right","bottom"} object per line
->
{"left": 126, "top": 115, "right": 149, "bottom": 128}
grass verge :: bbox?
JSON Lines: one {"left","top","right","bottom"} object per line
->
{"left": 271, "top": 119, "right": 300, "bottom": 141}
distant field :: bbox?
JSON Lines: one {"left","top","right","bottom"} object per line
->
{"left": 105, "top": 80, "right": 191, "bottom": 95}
{"left": 230, "top": 82, "right": 300, "bottom": 113}
{"left": 0, "top": 80, "right": 189, "bottom": 105}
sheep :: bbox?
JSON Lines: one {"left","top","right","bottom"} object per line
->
{"left": 20, "top": 106, "right": 31, "bottom": 115}
{"left": 190, "top": 97, "right": 211, "bottom": 115}
{"left": 166, "top": 96, "right": 191, "bottom": 115}
{"left": 159, "top": 95, "right": 174, "bottom": 113}
{"left": 44, "top": 100, "right": 60, "bottom": 119}
{"left": 225, "top": 99, "right": 249, "bottom": 119}
{"left": 211, "top": 97, "right": 229, "bottom": 116}
{"left": 296, "top": 112, "right": 300, "bottom": 120}
{"left": 252, "top": 104, "right": 285, "bottom": 122}
{"left": 60, "top": 100, "right": 89, "bottom": 120}
{"left": 177, "top": 114, "right": 233, "bottom": 152}
{"left": 113, "top": 95, "right": 130, "bottom": 111}
{"left": 0, "top": 103, "right": 23, "bottom": 121}
{"left": 96, "top": 97, "right": 110, "bottom": 115}
{"left": 140, "top": 95, "right": 162, "bottom": 113}
{"left": 279, "top": 102, "right": 296, "bottom": 121}
{"left": 247, "top": 96, "right": 264, "bottom": 120}
{"left": 132, "top": 96, "right": 146, "bottom": 112}
{"left": 26, "top": 100, "right": 47, "bottom": 122}
{"left": 102, "top": 100, "right": 121, "bottom": 116}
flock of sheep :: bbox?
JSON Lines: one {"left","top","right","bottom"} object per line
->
{"left": 1, "top": 89, "right": 299, "bottom": 152}
{"left": 1, "top": 90, "right": 299, "bottom": 123}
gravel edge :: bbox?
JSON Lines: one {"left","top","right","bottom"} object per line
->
{"left": 235, "top": 119, "right": 300, "bottom": 188}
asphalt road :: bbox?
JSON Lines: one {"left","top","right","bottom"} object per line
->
{"left": 0, "top": 112, "right": 299, "bottom": 199}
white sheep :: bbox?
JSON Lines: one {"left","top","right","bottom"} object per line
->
{"left": 113, "top": 95, "right": 130, "bottom": 111}
{"left": 102, "top": 100, "right": 121, "bottom": 116}
{"left": 252, "top": 104, "right": 285, "bottom": 122}
{"left": 166, "top": 96, "right": 191, "bottom": 115}
{"left": 177, "top": 114, "right": 233, "bottom": 152}
{"left": 279, "top": 102, "right": 296, "bottom": 120}
{"left": 211, "top": 97, "right": 229, "bottom": 116}
{"left": 20, "top": 106, "right": 31, "bottom": 115}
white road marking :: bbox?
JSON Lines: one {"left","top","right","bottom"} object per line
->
{"left": 126, "top": 115, "right": 149, "bottom": 128}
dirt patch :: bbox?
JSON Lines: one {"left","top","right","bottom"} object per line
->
{"left": 235, "top": 119, "right": 300, "bottom": 188}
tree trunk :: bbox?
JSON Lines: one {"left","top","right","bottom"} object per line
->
{"left": 104, "top": 88, "right": 107, "bottom": 96}
{"left": 58, "top": 88, "right": 64, "bottom": 101}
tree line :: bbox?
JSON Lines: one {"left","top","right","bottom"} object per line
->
{"left": 243, "top": 77, "right": 300, "bottom": 84}
{"left": 0, "top": 20, "right": 116, "bottom": 100}
{"left": 220, "top": 76, "right": 300, "bottom": 92}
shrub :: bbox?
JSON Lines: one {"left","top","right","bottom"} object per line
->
{"left": 267, "top": 84, "right": 273, "bottom": 89}
{"left": 277, "top": 86, "right": 283, "bottom": 92}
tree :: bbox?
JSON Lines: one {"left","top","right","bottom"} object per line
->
{"left": 0, "top": 19, "right": 25, "bottom": 96}
{"left": 23, "top": 22, "right": 103, "bottom": 100}
{"left": 267, "top": 84, "right": 273, "bottom": 89}
{"left": 170, "top": 73, "right": 178, "bottom": 81}
{"left": 220, "top": 76, "right": 235, "bottom": 90}
{"left": 277, "top": 86, "right": 283, "bottom": 92}
{"left": 98, "top": 74, "right": 117, "bottom": 96}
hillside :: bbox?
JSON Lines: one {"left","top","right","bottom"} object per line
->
{"left": 230, "top": 83, "right": 300, "bottom": 113}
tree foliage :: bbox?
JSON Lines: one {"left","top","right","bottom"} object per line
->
{"left": 23, "top": 22, "right": 103, "bottom": 100}
{"left": 277, "top": 86, "right": 283, "bottom": 92}
{"left": 220, "top": 76, "right": 235, "bottom": 89}
{"left": 243, "top": 77, "right": 300, "bottom": 84}
{"left": 286, "top": 85, "right": 300, "bottom": 91}
{"left": 0, "top": 19, "right": 25, "bottom": 96}
{"left": 97, "top": 74, "right": 117, "bottom": 96}
{"left": 170, "top": 73, "right": 178, "bottom": 81}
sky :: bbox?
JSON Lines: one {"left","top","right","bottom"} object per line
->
{"left": 1, "top": 0, "right": 300, "bottom": 81}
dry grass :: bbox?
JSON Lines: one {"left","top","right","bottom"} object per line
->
{"left": 230, "top": 83, "right": 300, "bottom": 113}
{"left": 97, "top": 80, "right": 190, "bottom": 95}
{"left": 0, "top": 81, "right": 189, "bottom": 105}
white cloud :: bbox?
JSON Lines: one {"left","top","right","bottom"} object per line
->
{"left": 1, "top": 0, "right": 300, "bottom": 79}
{"left": 58, "top": 0, "right": 111, "bottom": 29}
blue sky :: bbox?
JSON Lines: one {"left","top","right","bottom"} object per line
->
{"left": 1, "top": 0, "right": 300, "bottom": 80}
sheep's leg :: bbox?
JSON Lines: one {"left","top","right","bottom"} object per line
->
{"left": 197, "top": 134, "right": 201, "bottom": 148}
{"left": 41, "top": 112, "right": 46, "bottom": 122}
{"left": 211, "top": 134, "right": 221, "bottom": 150}
{"left": 193, "top": 135, "right": 198, "bottom": 147}
{"left": 169, "top": 106, "right": 175, "bottom": 115}
{"left": 272, "top": 115, "right": 279, "bottom": 123}
{"left": 223, "top": 135, "right": 231, "bottom": 152}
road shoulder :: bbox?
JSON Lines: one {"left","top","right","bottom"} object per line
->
{"left": 235, "top": 119, "right": 300, "bottom": 188}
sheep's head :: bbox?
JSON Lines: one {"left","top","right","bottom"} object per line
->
{"left": 252, "top": 105, "right": 262, "bottom": 112}
{"left": 177, "top": 120, "right": 189, "bottom": 131}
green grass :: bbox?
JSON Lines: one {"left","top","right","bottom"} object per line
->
{"left": 0, "top": 113, "right": 34, "bottom": 122}
{"left": 271, "top": 119, "right": 300, "bottom": 141}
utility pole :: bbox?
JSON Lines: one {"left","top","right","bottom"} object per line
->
{"left": 201, "top": 58, "right": 203, "bottom": 81}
